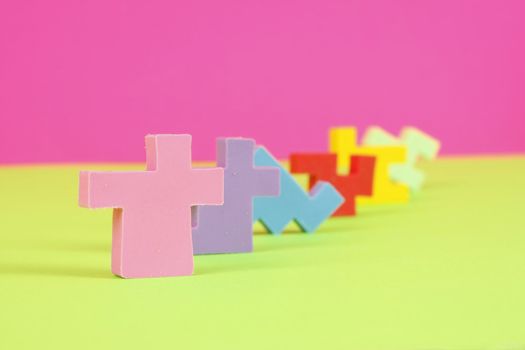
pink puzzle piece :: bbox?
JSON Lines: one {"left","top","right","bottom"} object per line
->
{"left": 79, "top": 135, "right": 224, "bottom": 278}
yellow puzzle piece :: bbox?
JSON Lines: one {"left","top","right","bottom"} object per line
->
{"left": 329, "top": 127, "right": 409, "bottom": 204}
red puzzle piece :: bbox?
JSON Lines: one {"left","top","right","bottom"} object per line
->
{"left": 290, "top": 153, "right": 376, "bottom": 216}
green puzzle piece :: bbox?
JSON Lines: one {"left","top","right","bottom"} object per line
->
{"left": 362, "top": 126, "right": 440, "bottom": 191}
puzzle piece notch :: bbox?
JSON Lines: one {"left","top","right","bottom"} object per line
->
{"left": 329, "top": 126, "right": 409, "bottom": 204}
{"left": 362, "top": 126, "right": 441, "bottom": 191}
{"left": 79, "top": 134, "right": 224, "bottom": 278}
{"left": 290, "top": 153, "right": 375, "bottom": 216}
{"left": 253, "top": 147, "right": 344, "bottom": 234}
{"left": 192, "top": 138, "right": 280, "bottom": 254}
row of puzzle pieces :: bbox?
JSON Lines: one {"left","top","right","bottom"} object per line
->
{"left": 79, "top": 126, "right": 440, "bottom": 278}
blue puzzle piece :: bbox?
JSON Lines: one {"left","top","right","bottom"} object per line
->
{"left": 253, "top": 146, "right": 344, "bottom": 234}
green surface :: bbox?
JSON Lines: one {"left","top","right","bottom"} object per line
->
{"left": 1, "top": 156, "right": 524, "bottom": 349}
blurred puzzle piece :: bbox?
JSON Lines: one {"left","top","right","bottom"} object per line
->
{"left": 290, "top": 153, "right": 375, "bottom": 216}
{"left": 79, "top": 134, "right": 224, "bottom": 278}
{"left": 253, "top": 147, "right": 344, "bottom": 233}
{"left": 329, "top": 127, "right": 409, "bottom": 204}
{"left": 192, "top": 138, "right": 280, "bottom": 254}
{"left": 362, "top": 126, "right": 440, "bottom": 191}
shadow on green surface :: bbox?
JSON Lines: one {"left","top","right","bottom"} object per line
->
{"left": 0, "top": 262, "right": 115, "bottom": 279}
{"left": 194, "top": 256, "right": 292, "bottom": 276}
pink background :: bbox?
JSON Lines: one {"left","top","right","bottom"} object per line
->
{"left": 1, "top": 0, "right": 524, "bottom": 163}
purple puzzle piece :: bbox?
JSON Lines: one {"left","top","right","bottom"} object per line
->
{"left": 192, "top": 138, "right": 280, "bottom": 254}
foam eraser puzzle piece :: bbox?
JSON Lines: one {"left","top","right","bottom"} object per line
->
{"left": 79, "top": 135, "right": 224, "bottom": 278}
{"left": 362, "top": 126, "right": 441, "bottom": 191}
{"left": 329, "top": 127, "right": 409, "bottom": 204}
{"left": 290, "top": 153, "right": 375, "bottom": 216}
{"left": 192, "top": 138, "right": 280, "bottom": 254}
{"left": 253, "top": 147, "right": 344, "bottom": 234}
{"left": 401, "top": 127, "right": 441, "bottom": 164}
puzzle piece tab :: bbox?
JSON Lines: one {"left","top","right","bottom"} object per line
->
{"left": 362, "top": 126, "right": 441, "bottom": 191}
{"left": 79, "top": 135, "right": 224, "bottom": 278}
{"left": 253, "top": 147, "right": 344, "bottom": 233}
{"left": 329, "top": 127, "right": 409, "bottom": 204}
{"left": 192, "top": 138, "right": 280, "bottom": 254}
{"left": 290, "top": 153, "right": 375, "bottom": 216}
